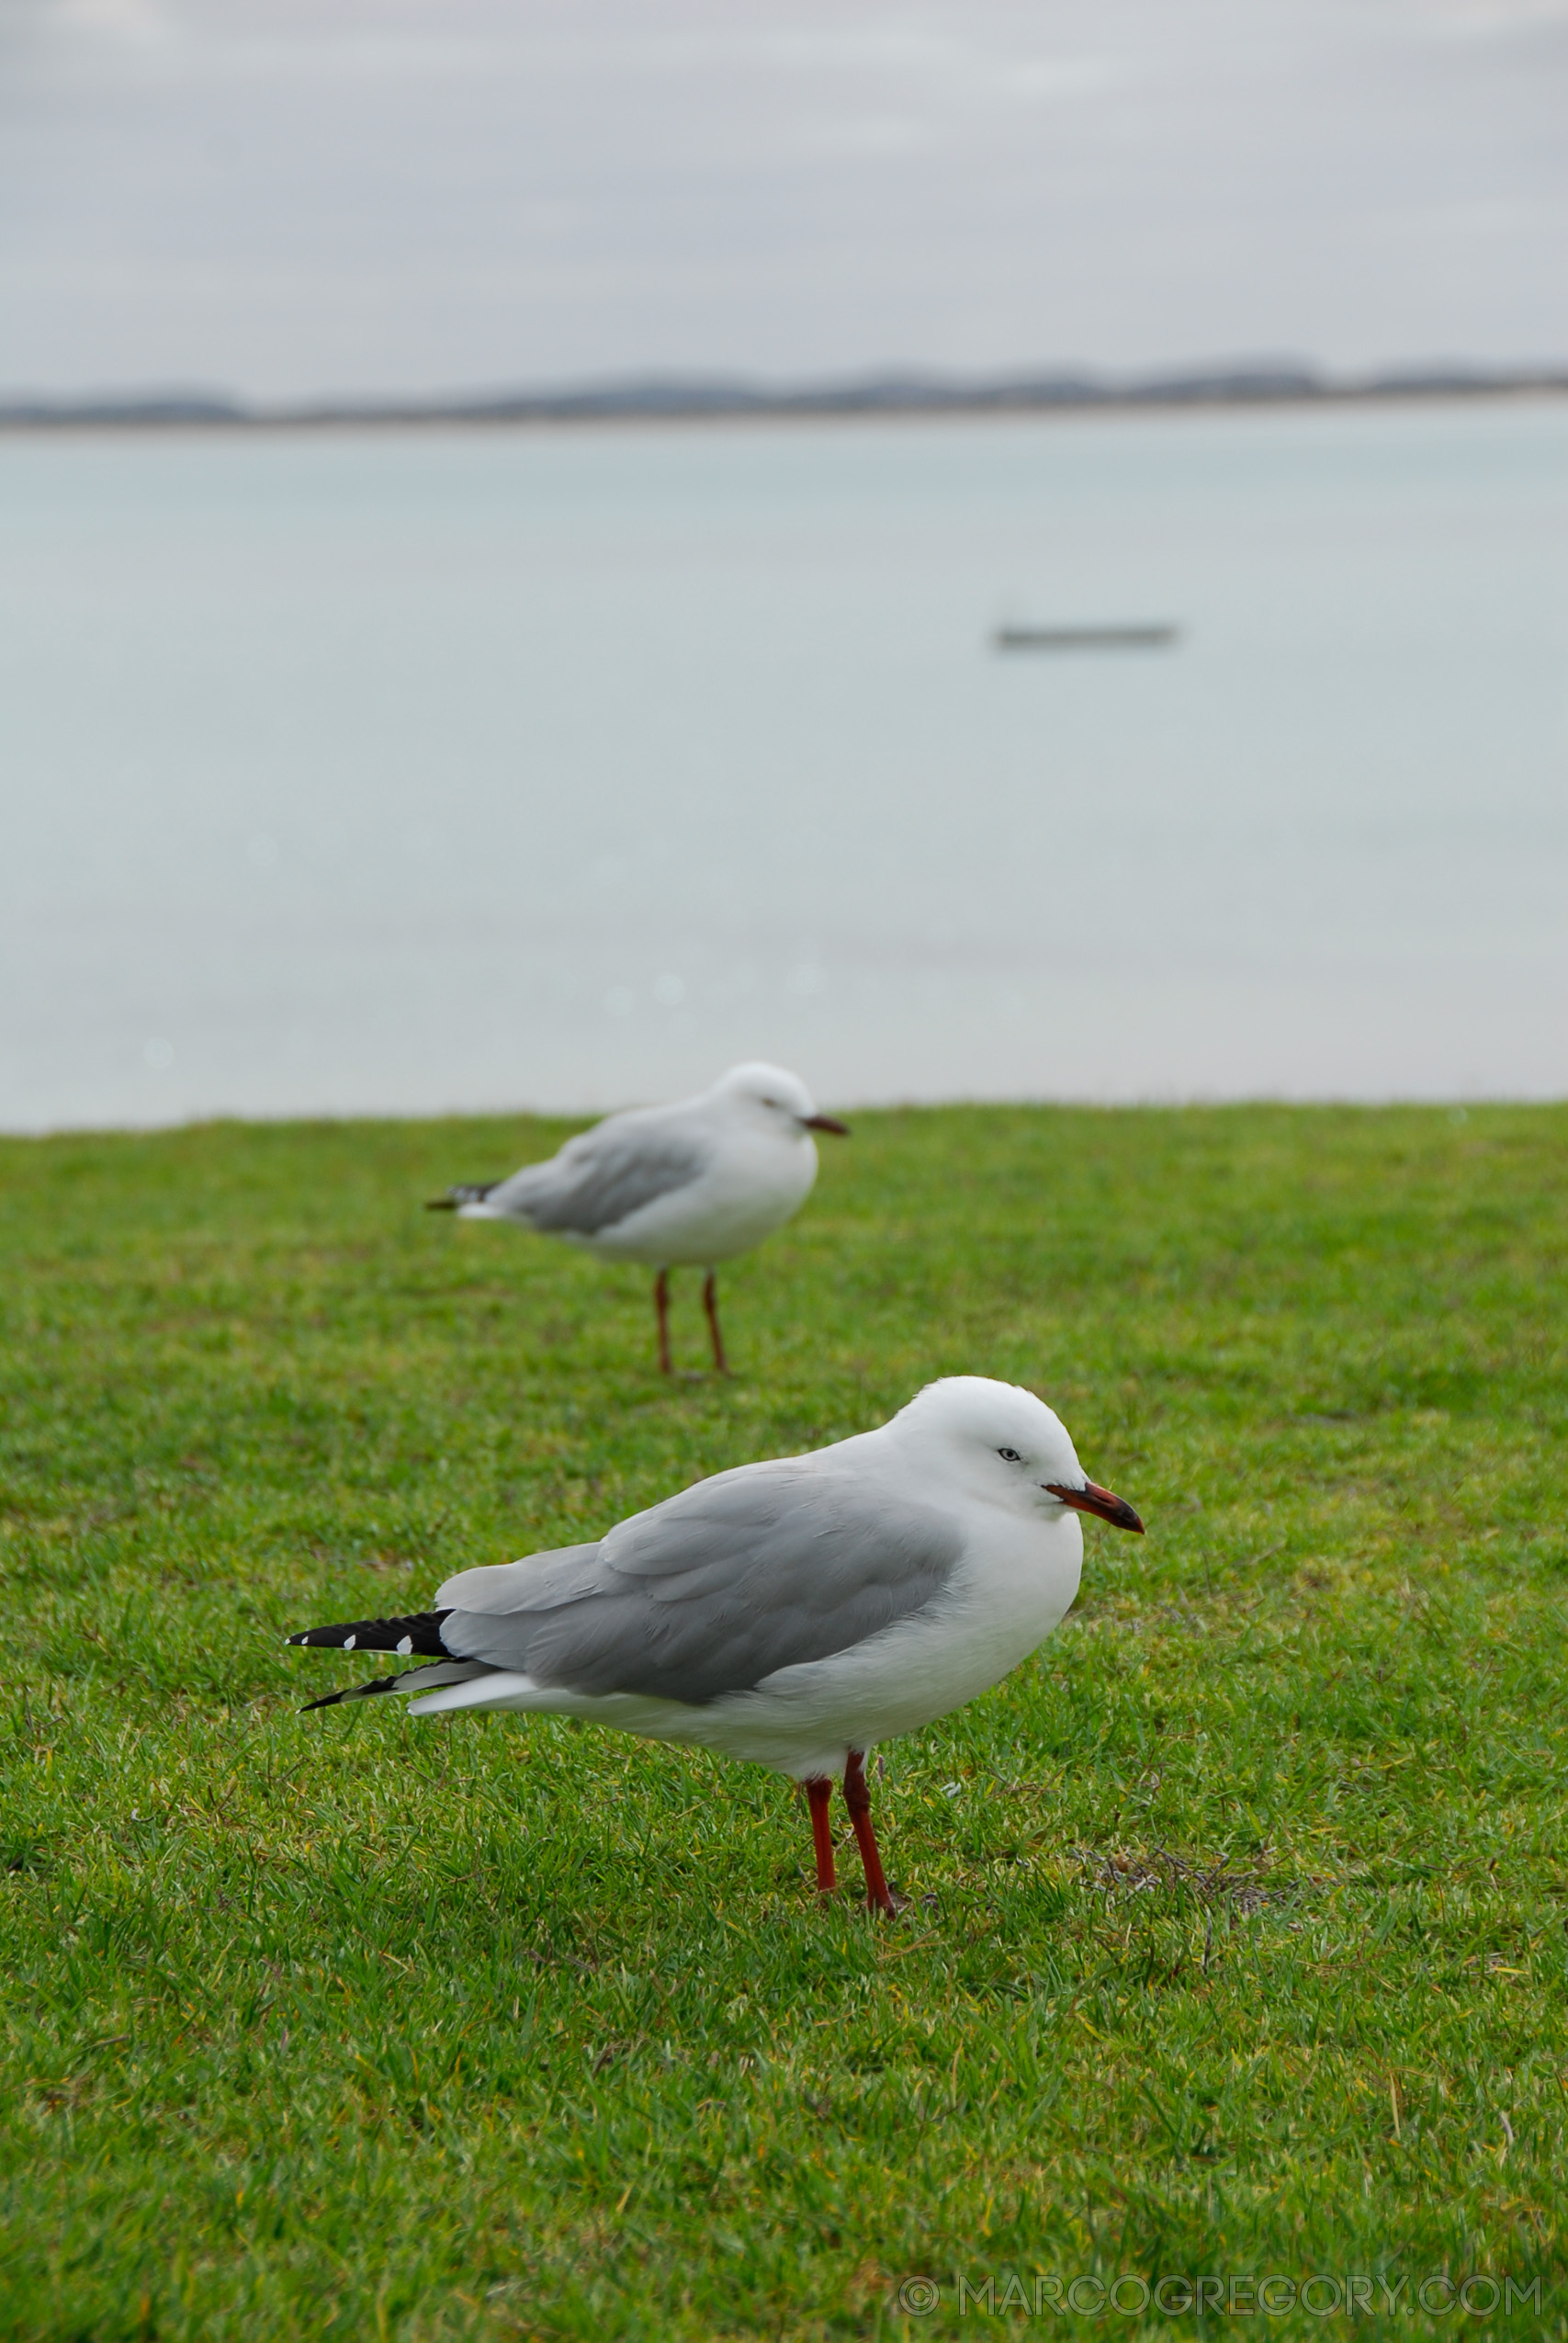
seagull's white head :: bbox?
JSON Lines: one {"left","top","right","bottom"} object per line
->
{"left": 891, "top": 1375, "right": 1145, "bottom": 1534}
{"left": 710, "top": 1061, "right": 851, "bottom": 1139}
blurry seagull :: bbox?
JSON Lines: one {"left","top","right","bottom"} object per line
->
{"left": 426, "top": 1062, "right": 847, "bottom": 1374}
{"left": 288, "top": 1376, "right": 1144, "bottom": 1914}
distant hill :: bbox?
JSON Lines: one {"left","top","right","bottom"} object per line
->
{"left": 2, "top": 362, "right": 1563, "bottom": 429}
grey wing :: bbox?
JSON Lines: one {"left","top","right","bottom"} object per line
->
{"left": 440, "top": 1466, "right": 964, "bottom": 1705}
{"left": 486, "top": 1113, "right": 709, "bottom": 1235}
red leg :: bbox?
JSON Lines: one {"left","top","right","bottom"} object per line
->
{"left": 806, "top": 1777, "right": 836, "bottom": 1893}
{"left": 654, "top": 1268, "right": 672, "bottom": 1374}
{"left": 842, "top": 1749, "right": 899, "bottom": 1916}
{"left": 703, "top": 1270, "right": 729, "bottom": 1375}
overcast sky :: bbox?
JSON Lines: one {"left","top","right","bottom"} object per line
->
{"left": 2, "top": 0, "right": 1564, "bottom": 401}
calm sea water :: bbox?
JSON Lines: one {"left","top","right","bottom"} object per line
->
{"left": 2, "top": 403, "right": 1563, "bottom": 1129}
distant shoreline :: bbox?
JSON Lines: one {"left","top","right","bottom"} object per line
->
{"left": 3, "top": 366, "right": 1564, "bottom": 434}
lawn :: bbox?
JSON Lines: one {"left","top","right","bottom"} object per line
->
{"left": 3, "top": 1103, "right": 1567, "bottom": 2340}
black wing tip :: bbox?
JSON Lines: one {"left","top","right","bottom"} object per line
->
{"left": 285, "top": 1611, "right": 452, "bottom": 1656}
{"left": 301, "top": 1675, "right": 398, "bottom": 1712}
{"left": 425, "top": 1181, "right": 498, "bottom": 1211}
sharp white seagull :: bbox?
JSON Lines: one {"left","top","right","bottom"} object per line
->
{"left": 288, "top": 1376, "right": 1145, "bottom": 1913}
{"left": 426, "top": 1061, "right": 848, "bottom": 1374}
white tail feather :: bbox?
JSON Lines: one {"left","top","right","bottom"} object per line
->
{"left": 407, "top": 1669, "right": 547, "bottom": 1716}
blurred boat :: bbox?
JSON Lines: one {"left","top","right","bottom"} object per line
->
{"left": 992, "top": 623, "right": 1179, "bottom": 651}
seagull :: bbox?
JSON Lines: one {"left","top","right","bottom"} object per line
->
{"left": 287, "top": 1375, "right": 1145, "bottom": 1914}
{"left": 425, "top": 1061, "right": 848, "bottom": 1374}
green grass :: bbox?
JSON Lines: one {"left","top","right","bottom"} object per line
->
{"left": 3, "top": 1103, "right": 1568, "bottom": 2340}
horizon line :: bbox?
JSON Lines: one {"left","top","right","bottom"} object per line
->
{"left": 3, "top": 357, "right": 1566, "bottom": 429}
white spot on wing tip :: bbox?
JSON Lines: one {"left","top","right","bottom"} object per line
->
{"left": 397, "top": 1636, "right": 412, "bottom": 1655}
{"left": 343, "top": 1634, "right": 355, "bottom": 1650}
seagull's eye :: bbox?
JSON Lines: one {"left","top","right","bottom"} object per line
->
{"left": 997, "top": 1447, "right": 1023, "bottom": 1463}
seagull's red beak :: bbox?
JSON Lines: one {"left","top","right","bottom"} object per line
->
{"left": 1045, "top": 1479, "right": 1145, "bottom": 1534}
{"left": 802, "top": 1114, "right": 851, "bottom": 1136}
